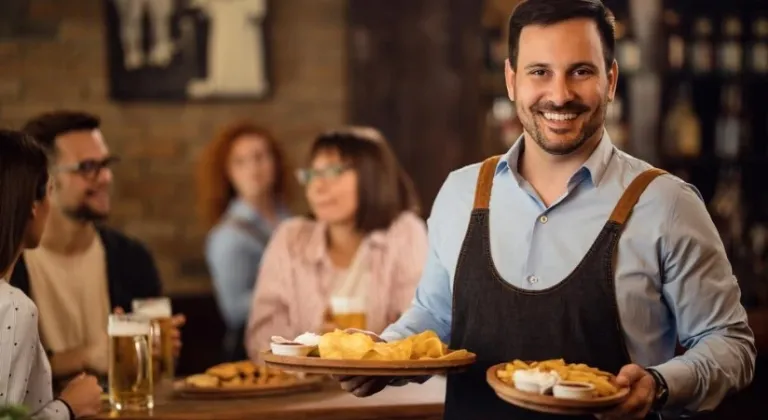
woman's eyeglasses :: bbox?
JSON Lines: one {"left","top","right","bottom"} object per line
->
{"left": 296, "top": 164, "right": 350, "bottom": 185}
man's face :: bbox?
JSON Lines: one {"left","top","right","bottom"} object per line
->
{"left": 506, "top": 18, "right": 618, "bottom": 156}
{"left": 51, "top": 129, "right": 115, "bottom": 221}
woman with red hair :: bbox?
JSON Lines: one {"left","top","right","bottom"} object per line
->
{"left": 196, "top": 121, "right": 292, "bottom": 361}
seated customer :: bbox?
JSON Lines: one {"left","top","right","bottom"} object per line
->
{"left": 0, "top": 129, "right": 102, "bottom": 419}
{"left": 197, "top": 121, "right": 292, "bottom": 361}
{"left": 13, "top": 111, "right": 185, "bottom": 387}
{"left": 246, "top": 127, "right": 428, "bottom": 358}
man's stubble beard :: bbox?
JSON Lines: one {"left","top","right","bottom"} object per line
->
{"left": 517, "top": 95, "right": 609, "bottom": 156}
{"left": 63, "top": 205, "right": 109, "bottom": 223}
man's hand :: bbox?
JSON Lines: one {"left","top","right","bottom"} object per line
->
{"left": 595, "top": 364, "right": 656, "bottom": 420}
{"left": 114, "top": 306, "right": 185, "bottom": 357}
{"left": 170, "top": 313, "right": 186, "bottom": 357}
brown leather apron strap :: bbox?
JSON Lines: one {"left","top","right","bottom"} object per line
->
{"left": 608, "top": 168, "right": 668, "bottom": 225}
{"left": 473, "top": 155, "right": 502, "bottom": 210}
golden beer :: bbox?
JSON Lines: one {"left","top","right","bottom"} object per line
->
{"left": 330, "top": 297, "right": 367, "bottom": 330}
{"left": 108, "top": 315, "right": 153, "bottom": 411}
{"left": 132, "top": 297, "right": 174, "bottom": 381}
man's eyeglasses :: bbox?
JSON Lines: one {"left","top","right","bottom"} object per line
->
{"left": 295, "top": 164, "right": 350, "bottom": 185}
{"left": 54, "top": 156, "right": 120, "bottom": 179}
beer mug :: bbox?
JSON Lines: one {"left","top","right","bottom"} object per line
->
{"left": 108, "top": 314, "right": 154, "bottom": 411}
{"left": 330, "top": 296, "right": 367, "bottom": 330}
{"left": 132, "top": 297, "right": 174, "bottom": 381}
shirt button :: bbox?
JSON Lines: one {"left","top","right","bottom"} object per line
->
{"left": 539, "top": 215, "right": 548, "bottom": 224}
{"left": 528, "top": 275, "right": 539, "bottom": 284}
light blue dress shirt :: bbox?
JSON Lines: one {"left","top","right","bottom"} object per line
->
{"left": 382, "top": 131, "right": 756, "bottom": 414}
{"left": 205, "top": 199, "right": 290, "bottom": 329}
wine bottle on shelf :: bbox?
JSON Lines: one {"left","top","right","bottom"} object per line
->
{"left": 709, "top": 167, "right": 744, "bottom": 259}
{"left": 662, "top": 82, "right": 701, "bottom": 158}
{"left": 605, "top": 95, "right": 628, "bottom": 150}
{"left": 750, "top": 17, "right": 768, "bottom": 74}
{"left": 664, "top": 9, "right": 685, "bottom": 71}
{"left": 690, "top": 17, "right": 714, "bottom": 74}
{"left": 715, "top": 84, "right": 751, "bottom": 160}
{"left": 718, "top": 16, "right": 744, "bottom": 75}
{"left": 615, "top": 18, "right": 641, "bottom": 74}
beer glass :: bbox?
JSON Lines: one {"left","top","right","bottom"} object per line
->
{"left": 132, "top": 297, "right": 174, "bottom": 381}
{"left": 108, "top": 314, "right": 153, "bottom": 411}
{"left": 330, "top": 296, "right": 367, "bottom": 330}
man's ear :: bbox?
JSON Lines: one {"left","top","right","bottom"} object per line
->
{"left": 505, "top": 59, "right": 515, "bottom": 102}
{"left": 607, "top": 59, "right": 619, "bottom": 102}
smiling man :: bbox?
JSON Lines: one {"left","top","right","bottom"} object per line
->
{"left": 337, "top": 1, "right": 756, "bottom": 419}
{"left": 11, "top": 111, "right": 186, "bottom": 390}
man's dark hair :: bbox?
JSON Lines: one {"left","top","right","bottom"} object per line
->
{"left": 507, "top": 0, "right": 616, "bottom": 70}
{"left": 21, "top": 110, "right": 101, "bottom": 156}
{"left": 0, "top": 130, "right": 49, "bottom": 274}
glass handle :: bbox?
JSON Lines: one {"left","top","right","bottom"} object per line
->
{"left": 133, "top": 336, "right": 149, "bottom": 391}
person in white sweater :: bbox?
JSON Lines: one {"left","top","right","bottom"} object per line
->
{"left": 0, "top": 129, "right": 102, "bottom": 419}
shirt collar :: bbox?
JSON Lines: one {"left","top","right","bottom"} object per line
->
{"left": 494, "top": 128, "right": 615, "bottom": 187}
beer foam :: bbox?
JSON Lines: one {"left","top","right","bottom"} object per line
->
{"left": 132, "top": 298, "right": 172, "bottom": 318}
{"left": 108, "top": 319, "right": 151, "bottom": 336}
{"left": 330, "top": 296, "right": 366, "bottom": 314}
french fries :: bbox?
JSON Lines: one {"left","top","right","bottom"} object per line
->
{"left": 496, "top": 359, "right": 619, "bottom": 397}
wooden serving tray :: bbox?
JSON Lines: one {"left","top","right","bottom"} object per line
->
{"left": 486, "top": 363, "right": 630, "bottom": 415}
{"left": 172, "top": 375, "right": 324, "bottom": 400}
{"left": 261, "top": 350, "right": 476, "bottom": 376}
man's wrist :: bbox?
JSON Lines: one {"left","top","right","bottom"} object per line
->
{"left": 646, "top": 367, "right": 670, "bottom": 411}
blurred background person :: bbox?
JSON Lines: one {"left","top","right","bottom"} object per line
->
{"left": 246, "top": 127, "right": 427, "bottom": 359}
{"left": 0, "top": 129, "right": 103, "bottom": 420}
{"left": 197, "top": 121, "right": 291, "bottom": 362}
{"left": 13, "top": 111, "right": 185, "bottom": 390}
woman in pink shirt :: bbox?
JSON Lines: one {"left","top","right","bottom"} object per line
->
{"left": 246, "top": 127, "right": 428, "bottom": 358}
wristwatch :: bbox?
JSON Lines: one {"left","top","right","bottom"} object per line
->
{"left": 646, "top": 368, "right": 669, "bottom": 412}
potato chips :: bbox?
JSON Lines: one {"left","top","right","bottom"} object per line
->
{"left": 496, "top": 359, "right": 619, "bottom": 397}
{"left": 318, "top": 330, "right": 469, "bottom": 361}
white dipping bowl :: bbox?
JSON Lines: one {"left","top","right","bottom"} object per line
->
{"left": 270, "top": 342, "right": 315, "bottom": 357}
{"left": 553, "top": 381, "right": 595, "bottom": 399}
{"left": 514, "top": 379, "right": 545, "bottom": 394}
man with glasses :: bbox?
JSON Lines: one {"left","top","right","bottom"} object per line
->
{"left": 11, "top": 110, "right": 185, "bottom": 389}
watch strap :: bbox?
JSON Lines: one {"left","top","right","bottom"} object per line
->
{"left": 646, "top": 368, "right": 669, "bottom": 411}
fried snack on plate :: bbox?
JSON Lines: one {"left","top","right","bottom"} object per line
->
{"left": 185, "top": 374, "right": 219, "bottom": 388}
{"left": 205, "top": 362, "right": 239, "bottom": 381}
{"left": 317, "top": 329, "right": 467, "bottom": 361}
{"left": 496, "top": 359, "right": 619, "bottom": 397}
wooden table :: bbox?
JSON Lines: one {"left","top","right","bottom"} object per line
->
{"left": 95, "top": 377, "right": 445, "bottom": 420}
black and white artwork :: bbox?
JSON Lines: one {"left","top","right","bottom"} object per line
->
{"left": 104, "top": 0, "right": 270, "bottom": 101}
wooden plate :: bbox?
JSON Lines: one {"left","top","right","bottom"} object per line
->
{"left": 173, "top": 374, "right": 325, "bottom": 399}
{"left": 261, "top": 350, "right": 476, "bottom": 376}
{"left": 486, "top": 363, "right": 630, "bottom": 415}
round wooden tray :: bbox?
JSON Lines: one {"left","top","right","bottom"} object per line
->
{"left": 172, "top": 374, "right": 325, "bottom": 399}
{"left": 261, "top": 350, "right": 476, "bottom": 376}
{"left": 486, "top": 363, "right": 630, "bottom": 415}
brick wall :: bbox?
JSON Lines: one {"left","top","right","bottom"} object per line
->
{"left": 0, "top": 0, "right": 348, "bottom": 294}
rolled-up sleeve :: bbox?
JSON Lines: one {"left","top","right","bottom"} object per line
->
{"left": 651, "top": 184, "right": 756, "bottom": 414}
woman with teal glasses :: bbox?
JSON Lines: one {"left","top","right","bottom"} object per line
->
{"left": 245, "top": 127, "right": 428, "bottom": 358}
